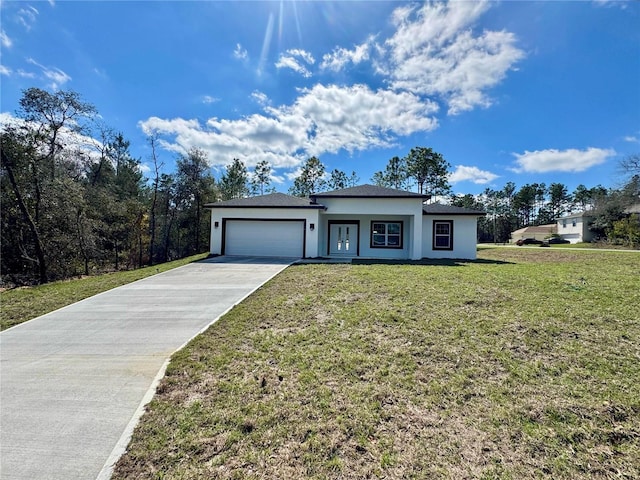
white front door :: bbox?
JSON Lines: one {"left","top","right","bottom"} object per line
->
{"left": 329, "top": 223, "right": 358, "bottom": 255}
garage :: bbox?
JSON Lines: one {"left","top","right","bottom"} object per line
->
{"left": 223, "top": 219, "right": 305, "bottom": 257}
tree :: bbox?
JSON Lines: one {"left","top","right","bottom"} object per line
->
{"left": 450, "top": 193, "right": 484, "bottom": 210}
{"left": 175, "top": 148, "right": 216, "bottom": 254}
{"left": 372, "top": 156, "right": 409, "bottom": 190}
{"left": 513, "top": 184, "right": 538, "bottom": 226}
{"left": 1, "top": 128, "right": 49, "bottom": 283}
{"left": 1, "top": 88, "right": 97, "bottom": 284}
{"left": 220, "top": 158, "right": 249, "bottom": 200}
{"left": 327, "top": 169, "right": 348, "bottom": 190}
{"left": 288, "top": 156, "right": 326, "bottom": 197}
{"left": 404, "top": 147, "right": 451, "bottom": 197}
{"left": 548, "top": 182, "right": 570, "bottom": 220}
{"left": 18, "top": 87, "right": 97, "bottom": 179}
{"left": 345, "top": 170, "right": 360, "bottom": 187}
{"left": 619, "top": 153, "right": 640, "bottom": 179}
{"left": 250, "top": 160, "right": 272, "bottom": 196}
{"left": 572, "top": 184, "right": 592, "bottom": 212}
{"left": 147, "top": 133, "right": 163, "bottom": 265}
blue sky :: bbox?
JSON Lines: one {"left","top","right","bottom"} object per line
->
{"left": 1, "top": 0, "right": 639, "bottom": 196}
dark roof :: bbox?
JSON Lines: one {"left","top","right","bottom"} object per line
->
{"left": 204, "top": 192, "right": 324, "bottom": 209}
{"left": 555, "top": 210, "right": 595, "bottom": 220}
{"left": 311, "top": 184, "right": 429, "bottom": 199}
{"left": 423, "top": 203, "right": 486, "bottom": 216}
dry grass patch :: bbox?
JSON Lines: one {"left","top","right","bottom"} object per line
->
{"left": 113, "top": 249, "right": 640, "bottom": 479}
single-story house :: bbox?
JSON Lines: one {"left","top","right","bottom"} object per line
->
{"left": 205, "top": 184, "right": 485, "bottom": 260}
{"left": 624, "top": 203, "right": 640, "bottom": 220}
{"left": 555, "top": 211, "right": 595, "bottom": 243}
{"left": 510, "top": 224, "right": 556, "bottom": 243}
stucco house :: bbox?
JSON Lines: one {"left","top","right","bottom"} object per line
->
{"left": 205, "top": 184, "right": 485, "bottom": 260}
{"left": 555, "top": 211, "right": 595, "bottom": 243}
{"left": 510, "top": 224, "right": 557, "bottom": 243}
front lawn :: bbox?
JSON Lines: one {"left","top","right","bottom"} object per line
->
{"left": 112, "top": 248, "right": 640, "bottom": 479}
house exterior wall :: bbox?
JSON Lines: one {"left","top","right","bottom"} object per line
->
{"left": 422, "top": 215, "right": 479, "bottom": 259}
{"left": 318, "top": 197, "right": 424, "bottom": 259}
{"left": 209, "top": 207, "right": 320, "bottom": 257}
{"left": 319, "top": 214, "right": 413, "bottom": 259}
{"left": 557, "top": 215, "right": 594, "bottom": 243}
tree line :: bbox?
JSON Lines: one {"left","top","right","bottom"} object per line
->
{"left": 2, "top": 88, "right": 638, "bottom": 285}
{"left": 2, "top": 88, "right": 281, "bottom": 285}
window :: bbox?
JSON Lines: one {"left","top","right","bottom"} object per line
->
{"left": 433, "top": 220, "right": 453, "bottom": 250}
{"left": 562, "top": 219, "right": 567, "bottom": 228}
{"left": 572, "top": 219, "right": 577, "bottom": 227}
{"left": 371, "top": 221, "right": 403, "bottom": 249}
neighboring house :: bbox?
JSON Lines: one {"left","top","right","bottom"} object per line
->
{"left": 205, "top": 184, "right": 485, "bottom": 260}
{"left": 624, "top": 203, "right": 640, "bottom": 221}
{"left": 510, "top": 224, "right": 556, "bottom": 243}
{"left": 555, "top": 211, "right": 595, "bottom": 243}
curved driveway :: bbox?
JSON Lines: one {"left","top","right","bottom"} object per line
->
{"left": 0, "top": 257, "right": 293, "bottom": 480}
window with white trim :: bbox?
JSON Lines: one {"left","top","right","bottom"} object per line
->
{"left": 371, "top": 221, "right": 403, "bottom": 249}
{"left": 433, "top": 220, "right": 453, "bottom": 250}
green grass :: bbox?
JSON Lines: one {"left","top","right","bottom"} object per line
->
{"left": 112, "top": 248, "right": 640, "bottom": 479}
{"left": 0, "top": 253, "right": 209, "bottom": 331}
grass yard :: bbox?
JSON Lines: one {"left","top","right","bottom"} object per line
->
{"left": 112, "top": 248, "right": 640, "bottom": 479}
{"left": 0, "top": 253, "right": 208, "bottom": 331}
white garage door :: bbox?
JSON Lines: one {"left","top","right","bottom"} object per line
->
{"left": 224, "top": 220, "right": 304, "bottom": 257}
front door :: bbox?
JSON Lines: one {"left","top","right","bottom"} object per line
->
{"left": 329, "top": 223, "right": 358, "bottom": 255}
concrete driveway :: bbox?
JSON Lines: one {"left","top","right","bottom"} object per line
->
{"left": 0, "top": 256, "right": 293, "bottom": 480}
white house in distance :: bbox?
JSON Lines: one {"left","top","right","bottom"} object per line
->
{"left": 205, "top": 185, "right": 485, "bottom": 260}
{"left": 555, "top": 211, "right": 595, "bottom": 243}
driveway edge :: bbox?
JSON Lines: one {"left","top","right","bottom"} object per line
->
{"left": 96, "top": 260, "right": 293, "bottom": 480}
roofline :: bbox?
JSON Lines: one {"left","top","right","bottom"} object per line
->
{"left": 422, "top": 210, "right": 486, "bottom": 216}
{"left": 311, "top": 193, "right": 431, "bottom": 200}
{"left": 555, "top": 211, "right": 595, "bottom": 220}
{"left": 204, "top": 204, "right": 326, "bottom": 209}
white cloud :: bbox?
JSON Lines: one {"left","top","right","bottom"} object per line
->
{"left": 449, "top": 165, "right": 499, "bottom": 184}
{"left": 202, "top": 95, "right": 218, "bottom": 104}
{"left": 1, "top": 30, "right": 12, "bottom": 48}
{"left": 233, "top": 43, "right": 248, "bottom": 60}
{"left": 17, "top": 6, "right": 39, "bottom": 31}
{"left": 320, "top": 37, "right": 373, "bottom": 71}
{"left": 26, "top": 58, "right": 71, "bottom": 89}
{"left": 512, "top": 147, "right": 616, "bottom": 173}
{"left": 17, "top": 69, "right": 36, "bottom": 79}
{"left": 593, "top": 0, "right": 628, "bottom": 9}
{"left": 286, "top": 49, "right": 314, "bottom": 65}
{"left": 251, "top": 91, "right": 270, "bottom": 106}
{"left": 275, "top": 49, "right": 315, "bottom": 78}
{"left": 136, "top": 1, "right": 523, "bottom": 176}
{"left": 0, "top": 65, "right": 11, "bottom": 76}
{"left": 382, "top": 1, "right": 525, "bottom": 115}
{"left": 138, "top": 83, "right": 438, "bottom": 169}
{"left": 623, "top": 135, "right": 639, "bottom": 143}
